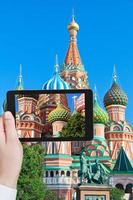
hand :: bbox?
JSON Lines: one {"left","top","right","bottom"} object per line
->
{"left": 0, "top": 111, "right": 23, "bottom": 189}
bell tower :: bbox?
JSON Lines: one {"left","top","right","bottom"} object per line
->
{"left": 104, "top": 66, "right": 133, "bottom": 161}
{"left": 60, "top": 14, "right": 88, "bottom": 89}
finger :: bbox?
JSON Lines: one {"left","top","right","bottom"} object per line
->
{"left": 3, "top": 111, "right": 18, "bottom": 142}
{"left": 0, "top": 116, "right": 5, "bottom": 143}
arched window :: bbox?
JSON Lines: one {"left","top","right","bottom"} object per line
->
{"left": 115, "top": 183, "right": 124, "bottom": 190}
{"left": 125, "top": 183, "right": 133, "bottom": 193}
{"left": 125, "top": 127, "right": 131, "bottom": 132}
{"left": 56, "top": 171, "right": 59, "bottom": 176}
{"left": 50, "top": 171, "right": 54, "bottom": 177}
{"left": 113, "top": 126, "right": 121, "bottom": 131}
{"left": 61, "top": 171, "right": 65, "bottom": 176}
{"left": 66, "top": 171, "right": 70, "bottom": 177}
{"left": 46, "top": 171, "right": 48, "bottom": 177}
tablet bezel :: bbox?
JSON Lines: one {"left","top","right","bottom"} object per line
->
{"left": 6, "top": 89, "right": 93, "bottom": 142}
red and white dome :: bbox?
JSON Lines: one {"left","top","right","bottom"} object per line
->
{"left": 75, "top": 94, "right": 85, "bottom": 113}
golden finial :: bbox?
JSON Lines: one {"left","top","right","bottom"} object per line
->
{"left": 68, "top": 9, "right": 79, "bottom": 31}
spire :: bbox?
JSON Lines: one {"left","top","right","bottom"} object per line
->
{"left": 55, "top": 54, "right": 59, "bottom": 73}
{"left": 113, "top": 64, "right": 117, "bottom": 82}
{"left": 72, "top": 95, "right": 77, "bottom": 110}
{"left": 94, "top": 84, "right": 98, "bottom": 102}
{"left": 56, "top": 94, "right": 61, "bottom": 106}
{"left": 60, "top": 13, "right": 88, "bottom": 89}
{"left": 72, "top": 8, "right": 75, "bottom": 23}
{"left": 16, "top": 64, "right": 23, "bottom": 90}
{"left": 112, "top": 147, "right": 133, "bottom": 174}
{"left": 64, "top": 14, "right": 82, "bottom": 67}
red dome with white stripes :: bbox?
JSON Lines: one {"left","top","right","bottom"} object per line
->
{"left": 75, "top": 94, "right": 85, "bottom": 113}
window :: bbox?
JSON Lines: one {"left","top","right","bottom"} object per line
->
{"left": 113, "top": 126, "right": 121, "bottom": 131}
{"left": 50, "top": 171, "right": 54, "bottom": 177}
{"left": 46, "top": 171, "right": 48, "bottom": 177}
{"left": 61, "top": 171, "right": 65, "bottom": 176}
{"left": 125, "top": 127, "right": 131, "bottom": 132}
{"left": 66, "top": 171, "right": 70, "bottom": 177}
{"left": 56, "top": 171, "right": 59, "bottom": 176}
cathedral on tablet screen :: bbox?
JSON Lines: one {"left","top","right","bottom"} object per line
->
{"left": 7, "top": 14, "right": 133, "bottom": 200}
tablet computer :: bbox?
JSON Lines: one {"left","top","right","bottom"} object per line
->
{"left": 6, "top": 89, "right": 93, "bottom": 142}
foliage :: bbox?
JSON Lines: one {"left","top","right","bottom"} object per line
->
{"left": 110, "top": 188, "right": 125, "bottom": 200}
{"left": 17, "top": 144, "right": 63, "bottom": 200}
{"left": 60, "top": 112, "right": 85, "bottom": 137}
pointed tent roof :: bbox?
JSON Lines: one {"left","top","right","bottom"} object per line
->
{"left": 63, "top": 14, "right": 84, "bottom": 70}
{"left": 112, "top": 147, "right": 133, "bottom": 174}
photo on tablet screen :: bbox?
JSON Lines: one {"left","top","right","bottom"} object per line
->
{"left": 7, "top": 89, "right": 93, "bottom": 141}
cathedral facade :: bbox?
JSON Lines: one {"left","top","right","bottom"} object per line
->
{"left": 14, "top": 15, "right": 133, "bottom": 200}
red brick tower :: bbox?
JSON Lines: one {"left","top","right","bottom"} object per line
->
{"left": 60, "top": 15, "right": 88, "bottom": 89}
{"left": 16, "top": 65, "right": 43, "bottom": 138}
{"left": 104, "top": 66, "right": 133, "bottom": 162}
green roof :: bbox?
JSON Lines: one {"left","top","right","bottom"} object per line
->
{"left": 112, "top": 147, "right": 133, "bottom": 174}
{"left": 44, "top": 166, "right": 71, "bottom": 170}
{"left": 93, "top": 95, "right": 109, "bottom": 124}
{"left": 45, "top": 154, "right": 72, "bottom": 159}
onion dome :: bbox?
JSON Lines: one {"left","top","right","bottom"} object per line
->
{"left": 16, "top": 64, "right": 24, "bottom": 90}
{"left": 104, "top": 65, "right": 128, "bottom": 107}
{"left": 94, "top": 87, "right": 109, "bottom": 124}
{"left": 48, "top": 103, "right": 70, "bottom": 123}
{"left": 75, "top": 94, "right": 85, "bottom": 113}
{"left": 43, "top": 55, "right": 70, "bottom": 90}
{"left": 68, "top": 15, "right": 79, "bottom": 31}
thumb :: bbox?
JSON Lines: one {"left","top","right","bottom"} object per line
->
{"left": 3, "top": 111, "right": 18, "bottom": 142}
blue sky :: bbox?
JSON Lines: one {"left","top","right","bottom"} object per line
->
{"left": 0, "top": 0, "right": 133, "bottom": 124}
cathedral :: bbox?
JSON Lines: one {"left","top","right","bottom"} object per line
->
{"left": 9, "top": 14, "right": 133, "bottom": 200}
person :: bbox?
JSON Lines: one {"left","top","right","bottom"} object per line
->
{"left": 80, "top": 149, "right": 92, "bottom": 184}
{"left": 0, "top": 111, "right": 23, "bottom": 200}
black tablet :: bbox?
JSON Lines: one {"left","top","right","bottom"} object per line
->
{"left": 6, "top": 89, "right": 93, "bottom": 142}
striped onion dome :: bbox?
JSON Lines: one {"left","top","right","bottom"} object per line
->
{"left": 48, "top": 103, "right": 70, "bottom": 123}
{"left": 75, "top": 94, "right": 85, "bottom": 113}
{"left": 104, "top": 66, "right": 128, "bottom": 107}
{"left": 43, "top": 56, "right": 70, "bottom": 90}
{"left": 94, "top": 89, "right": 109, "bottom": 124}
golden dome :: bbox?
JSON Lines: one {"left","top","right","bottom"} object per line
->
{"left": 68, "top": 16, "right": 79, "bottom": 31}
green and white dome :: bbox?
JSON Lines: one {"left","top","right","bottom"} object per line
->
{"left": 94, "top": 93, "right": 109, "bottom": 124}
{"left": 48, "top": 104, "right": 70, "bottom": 123}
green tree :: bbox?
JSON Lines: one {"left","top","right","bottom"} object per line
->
{"left": 17, "top": 144, "right": 63, "bottom": 200}
{"left": 60, "top": 112, "right": 85, "bottom": 138}
{"left": 110, "top": 188, "right": 125, "bottom": 200}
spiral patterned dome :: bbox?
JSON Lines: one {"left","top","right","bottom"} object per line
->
{"left": 42, "top": 58, "right": 70, "bottom": 90}
{"left": 48, "top": 104, "right": 70, "bottom": 123}
{"left": 94, "top": 96, "right": 109, "bottom": 124}
{"left": 104, "top": 81, "right": 128, "bottom": 107}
